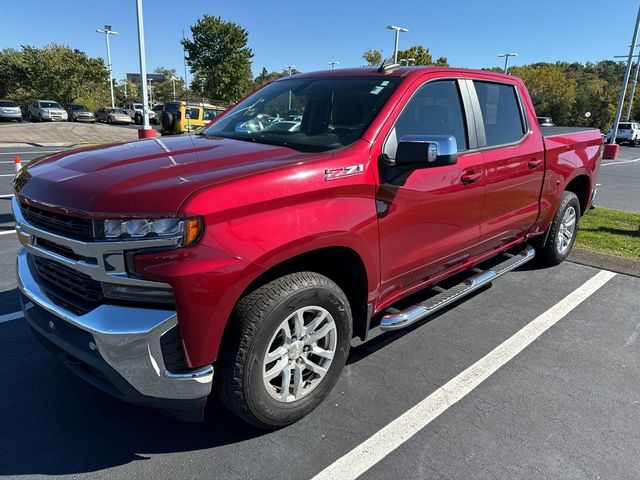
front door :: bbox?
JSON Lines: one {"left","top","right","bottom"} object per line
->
{"left": 375, "top": 79, "right": 485, "bottom": 307}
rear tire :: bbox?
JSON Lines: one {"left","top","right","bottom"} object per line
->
{"left": 216, "top": 272, "right": 352, "bottom": 429}
{"left": 536, "top": 191, "right": 581, "bottom": 266}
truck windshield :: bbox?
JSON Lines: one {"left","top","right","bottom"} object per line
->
{"left": 202, "top": 77, "right": 402, "bottom": 152}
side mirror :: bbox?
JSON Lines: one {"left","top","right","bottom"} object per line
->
{"left": 395, "top": 135, "right": 458, "bottom": 169}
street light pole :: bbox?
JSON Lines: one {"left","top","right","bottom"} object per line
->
{"left": 134, "top": 0, "right": 153, "bottom": 136}
{"left": 498, "top": 52, "right": 518, "bottom": 74}
{"left": 386, "top": 25, "right": 408, "bottom": 63}
{"left": 328, "top": 61, "right": 340, "bottom": 70}
{"left": 171, "top": 76, "right": 177, "bottom": 100}
{"left": 96, "top": 25, "right": 118, "bottom": 108}
{"left": 285, "top": 65, "right": 295, "bottom": 111}
{"left": 610, "top": 4, "right": 640, "bottom": 145}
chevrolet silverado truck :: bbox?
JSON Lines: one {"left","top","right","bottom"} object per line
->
{"left": 13, "top": 65, "right": 603, "bottom": 428}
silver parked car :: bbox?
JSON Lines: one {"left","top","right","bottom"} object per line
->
{"left": 27, "top": 100, "right": 68, "bottom": 122}
{"left": 96, "top": 107, "right": 134, "bottom": 125}
{"left": 65, "top": 104, "right": 95, "bottom": 123}
{"left": 0, "top": 100, "right": 22, "bottom": 122}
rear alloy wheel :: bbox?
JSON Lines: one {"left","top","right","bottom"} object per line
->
{"left": 217, "top": 272, "right": 352, "bottom": 429}
{"left": 536, "top": 190, "right": 581, "bottom": 266}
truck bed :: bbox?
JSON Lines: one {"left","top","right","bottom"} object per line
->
{"left": 540, "top": 126, "right": 602, "bottom": 138}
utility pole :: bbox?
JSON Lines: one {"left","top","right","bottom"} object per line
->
{"left": 328, "top": 61, "right": 340, "bottom": 70}
{"left": 123, "top": 80, "right": 127, "bottom": 100}
{"left": 610, "top": 4, "right": 640, "bottom": 145}
{"left": 285, "top": 65, "right": 295, "bottom": 111}
{"left": 498, "top": 52, "right": 518, "bottom": 74}
{"left": 171, "top": 76, "right": 177, "bottom": 100}
{"left": 386, "top": 25, "right": 408, "bottom": 63}
{"left": 96, "top": 25, "right": 118, "bottom": 108}
{"left": 627, "top": 53, "right": 640, "bottom": 121}
{"left": 135, "top": 0, "right": 152, "bottom": 136}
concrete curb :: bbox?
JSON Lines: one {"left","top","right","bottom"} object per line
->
{"left": 569, "top": 247, "right": 640, "bottom": 278}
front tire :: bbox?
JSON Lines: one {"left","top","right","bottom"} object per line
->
{"left": 536, "top": 191, "right": 580, "bottom": 266}
{"left": 216, "top": 272, "right": 352, "bottom": 429}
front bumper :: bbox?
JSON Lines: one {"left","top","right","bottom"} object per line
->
{"left": 0, "top": 112, "right": 22, "bottom": 120}
{"left": 17, "top": 250, "right": 213, "bottom": 420}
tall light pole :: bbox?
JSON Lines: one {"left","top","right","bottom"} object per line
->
{"left": 122, "top": 79, "right": 128, "bottom": 100}
{"left": 171, "top": 76, "right": 177, "bottom": 100}
{"left": 328, "top": 61, "right": 340, "bottom": 70}
{"left": 610, "top": 4, "right": 640, "bottom": 146}
{"left": 135, "top": 0, "right": 153, "bottom": 137}
{"left": 498, "top": 53, "right": 518, "bottom": 74}
{"left": 386, "top": 25, "right": 408, "bottom": 63}
{"left": 285, "top": 65, "right": 295, "bottom": 111}
{"left": 96, "top": 25, "right": 118, "bottom": 108}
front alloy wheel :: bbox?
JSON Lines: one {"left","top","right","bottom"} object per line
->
{"left": 217, "top": 272, "right": 352, "bottom": 429}
{"left": 262, "top": 306, "right": 337, "bottom": 403}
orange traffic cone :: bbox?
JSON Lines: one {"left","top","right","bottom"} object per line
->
{"left": 14, "top": 155, "right": 22, "bottom": 174}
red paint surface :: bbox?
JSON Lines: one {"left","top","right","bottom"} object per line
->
{"left": 17, "top": 67, "right": 604, "bottom": 367}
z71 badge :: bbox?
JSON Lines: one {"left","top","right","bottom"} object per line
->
{"left": 324, "top": 164, "right": 364, "bottom": 181}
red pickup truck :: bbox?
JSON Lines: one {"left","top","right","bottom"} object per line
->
{"left": 13, "top": 66, "right": 603, "bottom": 428}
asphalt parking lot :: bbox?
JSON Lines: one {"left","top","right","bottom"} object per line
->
{"left": 0, "top": 145, "right": 639, "bottom": 479}
{"left": 599, "top": 146, "right": 640, "bottom": 211}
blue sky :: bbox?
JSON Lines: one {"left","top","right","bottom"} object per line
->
{"left": 3, "top": 0, "right": 639, "bottom": 82}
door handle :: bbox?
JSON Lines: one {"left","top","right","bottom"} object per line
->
{"left": 460, "top": 171, "right": 482, "bottom": 184}
{"left": 528, "top": 158, "right": 543, "bottom": 169}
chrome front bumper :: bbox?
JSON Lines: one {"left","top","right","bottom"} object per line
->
{"left": 17, "top": 249, "right": 213, "bottom": 401}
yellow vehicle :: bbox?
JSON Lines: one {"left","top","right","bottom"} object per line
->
{"left": 160, "top": 101, "right": 226, "bottom": 134}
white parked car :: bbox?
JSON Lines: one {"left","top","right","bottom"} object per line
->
{"left": 607, "top": 122, "right": 640, "bottom": 145}
{"left": 27, "top": 100, "right": 68, "bottom": 122}
{"left": 122, "top": 102, "right": 155, "bottom": 125}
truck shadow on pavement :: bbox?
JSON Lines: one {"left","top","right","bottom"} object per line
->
{"left": 0, "top": 320, "right": 268, "bottom": 477}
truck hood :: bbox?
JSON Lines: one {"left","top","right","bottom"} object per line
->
{"left": 16, "top": 134, "right": 321, "bottom": 217}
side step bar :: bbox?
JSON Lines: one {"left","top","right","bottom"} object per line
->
{"left": 380, "top": 245, "right": 536, "bottom": 331}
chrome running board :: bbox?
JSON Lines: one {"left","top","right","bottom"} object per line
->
{"left": 379, "top": 245, "right": 536, "bottom": 331}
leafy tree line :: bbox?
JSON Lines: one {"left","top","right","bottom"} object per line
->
{"left": 0, "top": 22, "right": 634, "bottom": 134}
{"left": 0, "top": 44, "right": 111, "bottom": 110}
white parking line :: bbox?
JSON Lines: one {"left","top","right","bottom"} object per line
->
{"left": 0, "top": 311, "right": 23, "bottom": 324}
{"left": 312, "top": 270, "right": 616, "bottom": 480}
{"left": 0, "top": 230, "right": 16, "bottom": 236}
{"left": 601, "top": 157, "right": 640, "bottom": 166}
{"left": 0, "top": 174, "right": 15, "bottom": 177}
{"left": 0, "top": 194, "right": 14, "bottom": 198}
{"left": 0, "top": 150, "right": 62, "bottom": 155}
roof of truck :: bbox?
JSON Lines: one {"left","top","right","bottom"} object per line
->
{"left": 280, "top": 66, "right": 516, "bottom": 81}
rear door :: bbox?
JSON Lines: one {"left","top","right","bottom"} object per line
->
{"left": 375, "top": 77, "right": 485, "bottom": 306}
{"left": 470, "top": 80, "right": 545, "bottom": 253}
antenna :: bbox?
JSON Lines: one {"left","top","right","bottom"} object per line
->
{"left": 378, "top": 57, "right": 400, "bottom": 73}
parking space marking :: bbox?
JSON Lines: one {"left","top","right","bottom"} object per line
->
{"left": 0, "top": 311, "right": 23, "bottom": 324}
{"left": 312, "top": 270, "right": 616, "bottom": 480}
{"left": 0, "top": 150, "right": 62, "bottom": 155}
{"left": 0, "top": 194, "right": 14, "bottom": 198}
{"left": 0, "top": 230, "right": 16, "bottom": 236}
{"left": 601, "top": 157, "right": 640, "bottom": 167}
{"left": 0, "top": 174, "right": 15, "bottom": 177}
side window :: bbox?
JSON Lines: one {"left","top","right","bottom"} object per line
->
{"left": 384, "top": 80, "right": 468, "bottom": 161}
{"left": 473, "top": 81, "right": 526, "bottom": 147}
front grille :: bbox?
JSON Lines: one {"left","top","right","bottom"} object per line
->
{"left": 21, "top": 203, "right": 94, "bottom": 241}
{"left": 32, "top": 256, "right": 103, "bottom": 315}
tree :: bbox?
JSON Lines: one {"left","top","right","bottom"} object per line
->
{"left": 510, "top": 64, "right": 577, "bottom": 126}
{"left": 0, "top": 44, "right": 110, "bottom": 110}
{"left": 181, "top": 15, "right": 254, "bottom": 102}
{"left": 397, "top": 45, "right": 448, "bottom": 66}
{"left": 254, "top": 67, "right": 300, "bottom": 87}
{"left": 363, "top": 49, "right": 383, "bottom": 67}
{"left": 151, "top": 66, "right": 185, "bottom": 102}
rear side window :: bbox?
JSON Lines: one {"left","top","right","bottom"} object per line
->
{"left": 165, "top": 103, "right": 179, "bottom": 115}
{"left": 473, "top": 81, "right": 525, "bottom": 147}
{"left": 185, "top": 107, "right": 200, "bottom": 120}
{"left": 384, "top": 80, "right": 468, "bottom": 160}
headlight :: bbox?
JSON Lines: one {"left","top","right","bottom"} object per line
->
{"left": 99, "top": 217, "right": 202, "bottom": 246}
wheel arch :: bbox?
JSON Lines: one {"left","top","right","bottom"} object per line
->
{"left": 564, "top": 173, "right": 591, "bottom": 215}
